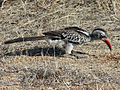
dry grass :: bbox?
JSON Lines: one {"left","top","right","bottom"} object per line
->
{"left": 0, "top": 0, "right": 120, "bottom": 89}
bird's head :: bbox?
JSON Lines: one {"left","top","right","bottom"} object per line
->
{"left": 91, "top": 28, "right": 112, "bottom": 51}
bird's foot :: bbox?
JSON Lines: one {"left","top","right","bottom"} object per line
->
{"left": 71, "top": 50, "right": 98, "bottom": 59}
{"left": 69, "top": 51, "right": 87, "bottom": 59}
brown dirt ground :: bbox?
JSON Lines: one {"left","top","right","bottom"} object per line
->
{"left": 0, "top": 0, "right": 120, "bottom": 89}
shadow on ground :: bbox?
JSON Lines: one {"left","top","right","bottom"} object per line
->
{"left": 5, "top": 47, "right": 65, "bottom": 56}
{"left": 4, "top": 47, "right": 94, "bottom": 57}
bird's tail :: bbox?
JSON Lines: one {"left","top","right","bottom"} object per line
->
{"left": 4, "top": 36, "right": 46, "bottom": 44}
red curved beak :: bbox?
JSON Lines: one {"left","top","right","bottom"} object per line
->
{"left": 103, "top": 38, "right": 112, "bottom": 51}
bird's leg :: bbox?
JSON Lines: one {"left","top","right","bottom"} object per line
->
{"left": 65, "top": 43, "right": 74, "bottom": 54}
{"left": 64, "top": 44, "right": 85, "bottom": 59}
{"left": 53, "top": 45, "right": 56, "bottom": 57}
{"left": 46, "top": 39, "right": 57, "bottom": 56}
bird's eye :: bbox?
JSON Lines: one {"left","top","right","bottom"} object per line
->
{"left": 101, "top": 34, "right": 107, "bottom": 38}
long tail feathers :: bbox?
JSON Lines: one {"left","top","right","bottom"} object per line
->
{"left": 4, "top": 36, "right": 46, "bottom": 44}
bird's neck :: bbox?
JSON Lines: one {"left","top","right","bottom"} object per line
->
{"left": 89, "top": 34, "right": 97, "bottom": 41}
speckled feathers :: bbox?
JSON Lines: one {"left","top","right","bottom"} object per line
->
{"left": 43, "top": 27, "right": 91, "bottom": 44}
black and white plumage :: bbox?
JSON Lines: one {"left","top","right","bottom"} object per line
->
{"left": 4, "top": 27, "right": 112, "bottom": 54}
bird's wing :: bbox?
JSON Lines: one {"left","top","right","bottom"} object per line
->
{"left": 61, "top": 30, "right": 90, "bottom": 44}
{"left": 43, "top": 27, "right": 91, "bottom": 44}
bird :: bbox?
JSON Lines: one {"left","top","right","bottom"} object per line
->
{"left": 4, "top": 27, "right": 112, "bottom": 54}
